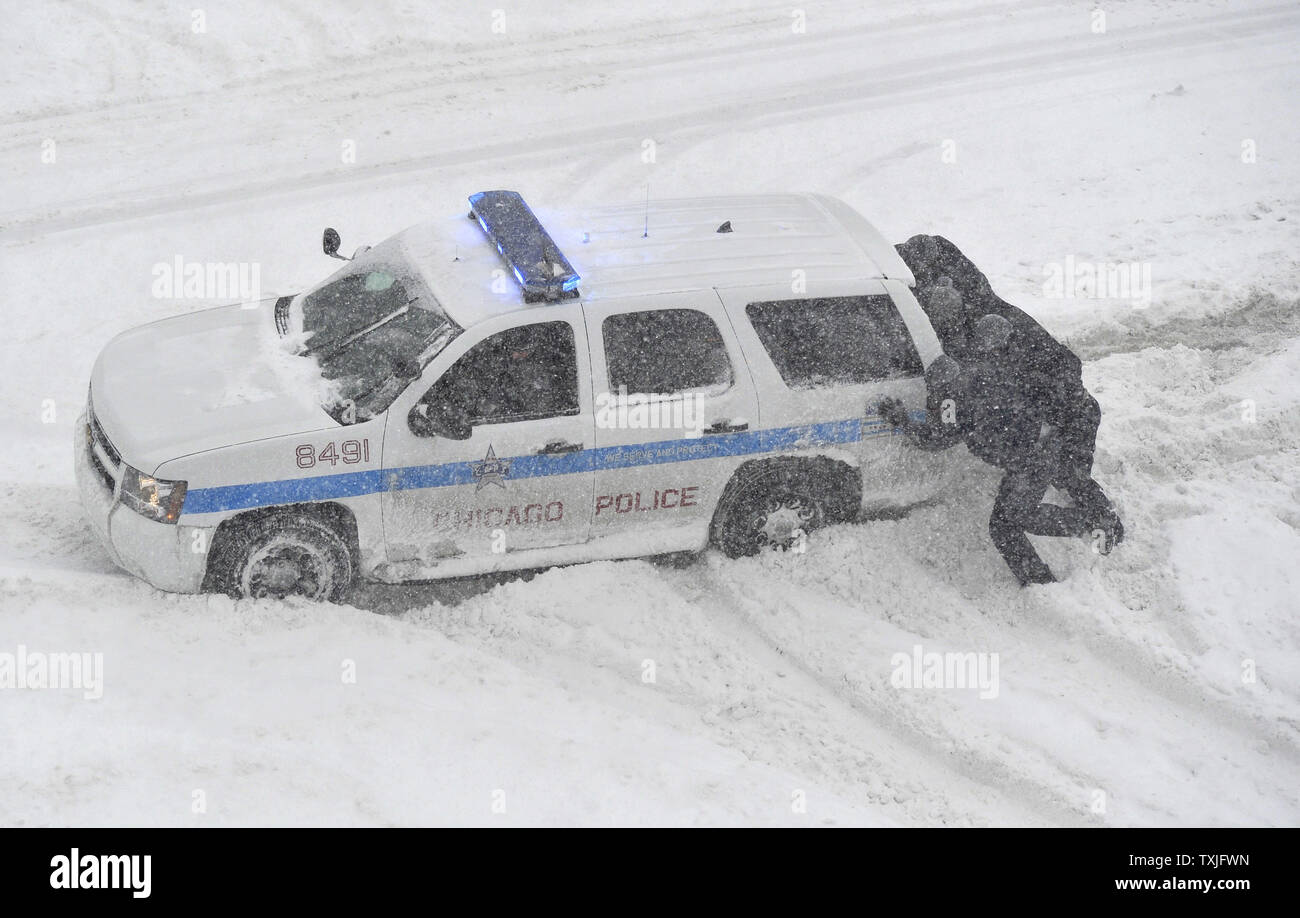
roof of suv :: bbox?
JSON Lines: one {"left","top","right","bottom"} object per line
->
{"left": 399, "top": 193, "right": 915, "bottom": 329}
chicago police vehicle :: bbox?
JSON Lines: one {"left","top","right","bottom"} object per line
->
{"left": 76, "top": 191, "right": 954, "bottom": 600}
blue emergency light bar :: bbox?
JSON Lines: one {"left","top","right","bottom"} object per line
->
{"left": 468, "top": 190, "right": 581, "bottom": 302}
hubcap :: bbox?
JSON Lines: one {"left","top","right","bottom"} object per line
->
{"left": 242, "top": 539, "right": 332, "bottom": 600}
{"left": 753, "top": 496, "right": 818, "bottom": 549}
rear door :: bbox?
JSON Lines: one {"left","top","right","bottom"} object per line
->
{"left": 716, "top": 280, "right": 941, "bottom": 507}
{"left": 584, "top": 294, "right": 759, "bottom": 547}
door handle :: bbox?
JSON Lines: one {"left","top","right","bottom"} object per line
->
{"left": 536, "top": 439, "right": 583, "bottom": 455}
{"left": 703, "top": 419, "right": 749, "bottom": 435}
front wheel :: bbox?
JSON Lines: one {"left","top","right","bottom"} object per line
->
{"left": 209, "top": 515, "right": 354, "bottom": 601}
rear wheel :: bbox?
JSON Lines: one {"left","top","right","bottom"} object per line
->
{"left": 210, "top": 515, "right": 353, "bottom": 601}
{"left": 712, "top": 461, "right": 845, "bottom": 558}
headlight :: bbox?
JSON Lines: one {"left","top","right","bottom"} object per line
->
{"left": 119, "top": 466, "right": 187, "bottom": 524}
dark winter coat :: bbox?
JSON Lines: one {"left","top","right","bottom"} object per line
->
{"left": 895, "top": 233, "right": 1088, "bottom": 425}
{"left": 959, "top": 353, "right": 1055, "bottom": 472}
{"left": 911, "top": 367, "right": 966, "bottom": 452}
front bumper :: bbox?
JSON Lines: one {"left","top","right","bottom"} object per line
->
{"left": 75, "top": 411, "right": 211, "bottom": 594}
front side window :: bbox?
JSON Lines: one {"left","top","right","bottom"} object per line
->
{"left": 423, "top": 321, "right": 579, "bottom": 425}
{"left": 297, "top": 259, "right": 461, "bottom": 423}
{"left": 601, "top": 308, "right": 733, "bottom": 396}
{"left": 745, "top": 295, "right": 922, "bottom": 388}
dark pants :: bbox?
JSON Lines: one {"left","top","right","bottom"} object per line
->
{"left": 989, "top": 394, "right": 1121, "bottom": 585}
{"left": 1050, "top": 391, "right": 1115, "bottom": 523}
{"left": 989, "top": 456, "right": 1095, "bottom": 585}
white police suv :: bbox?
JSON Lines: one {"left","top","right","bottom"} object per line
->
{"left": 76, "top": 191, "right": 954, "bottom": 600}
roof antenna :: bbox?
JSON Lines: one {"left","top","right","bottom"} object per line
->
{"left": 642, "top": 184, "right": 650, "bottom": 238}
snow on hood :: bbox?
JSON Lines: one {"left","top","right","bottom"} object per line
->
{"left": 90, "top": 298, "right": 337, "bottom": 473}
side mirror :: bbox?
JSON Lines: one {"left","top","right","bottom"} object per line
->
{"left": 323, "top": 227, "right": 347, "bottom": 260}
{"left": 408, "top": 402, "right": 472, "bottom": 440}
{"left": 407, "top": 404, "right": 435, "bottom": 438}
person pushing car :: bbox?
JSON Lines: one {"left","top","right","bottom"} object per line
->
{"left": 880, "top": 315, "right": 1123, "bottom": 585}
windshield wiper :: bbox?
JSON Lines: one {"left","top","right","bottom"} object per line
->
{"left": 342, "top": 319, "right": 457, "bottom": 413}
{"left": 305, "top": 297, "right": 419, "bottom": 361}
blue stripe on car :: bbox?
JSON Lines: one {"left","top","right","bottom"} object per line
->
{"left": 183, "top": 412, "right": 920, "bottom": 515}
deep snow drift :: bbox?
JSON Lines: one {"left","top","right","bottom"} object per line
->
{"left": 1, "top": 0, "right": 1297, "bottom": 826}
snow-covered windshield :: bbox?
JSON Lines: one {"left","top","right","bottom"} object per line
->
{"left": 295, "top": 253, "right": 461, "bottom": 424}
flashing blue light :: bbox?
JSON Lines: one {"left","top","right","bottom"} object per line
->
{"left": 468, "top": 190, "right": 581, "bottom": 302}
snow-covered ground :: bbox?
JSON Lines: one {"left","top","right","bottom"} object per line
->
{"left": 1, "top": 0, "right": 1297, "bottom": 826}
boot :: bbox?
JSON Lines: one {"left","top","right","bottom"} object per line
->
{"left": 1091, "top": 508, "right": 1125, "bottom": 554}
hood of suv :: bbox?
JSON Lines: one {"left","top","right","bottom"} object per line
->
{"left": 90, "top": 299, "right": 336, "bottom": 473}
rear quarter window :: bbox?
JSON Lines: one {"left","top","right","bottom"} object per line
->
{"left": 745, "top": 295, "right": 922, "bottom": 388}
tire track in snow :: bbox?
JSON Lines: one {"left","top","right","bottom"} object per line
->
{"left": 695, "top": 547, "right": 1300, "bottom": 823}
{"left": 972, "top": 303, "right": 1295, "bottom": 755}
{"left": 669, "top": 298, "right": 1300, "bottom": 820}
{"left": 374, "top": 558, "right": 1055, "bottom": 825}
{"left": 658, "top": 559, "right": 1090, "bottom": 824}
{"left": 4, "top": 3, "right": 1297, "bottom": 240}
{"left": 0, "top": 0, "right": 1070, "bottom": 129}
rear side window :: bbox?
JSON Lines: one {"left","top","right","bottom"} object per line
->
{"left": 745, "top": 295, "right": 922, "bottom": 388}
{"left": 602, "top": 309, "right": 733, "bottom": 396}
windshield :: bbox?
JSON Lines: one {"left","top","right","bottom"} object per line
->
{"left": 296, "top": 258, "right": 461, "bottom": 424}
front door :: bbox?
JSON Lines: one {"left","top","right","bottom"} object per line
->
{"left": 380, "top": 309, "right": 595, "bottom": 572}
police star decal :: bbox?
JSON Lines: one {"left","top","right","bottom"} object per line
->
{"left": 471, "top": 444, "right": 512, "bottom": 490}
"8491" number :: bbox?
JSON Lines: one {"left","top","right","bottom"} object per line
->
{"left": 296, "top": 439, "right": 371, "bottom": 469}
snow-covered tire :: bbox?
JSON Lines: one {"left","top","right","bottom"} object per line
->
{"left": 208, "top": 513, "right": 354, "bottom": 602}
{"left": 710, "top": 458, "right": 858, "bottom": 558}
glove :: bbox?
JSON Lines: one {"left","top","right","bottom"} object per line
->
{"left": 876, "top": 397, "right": 909, "bottom": 429}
